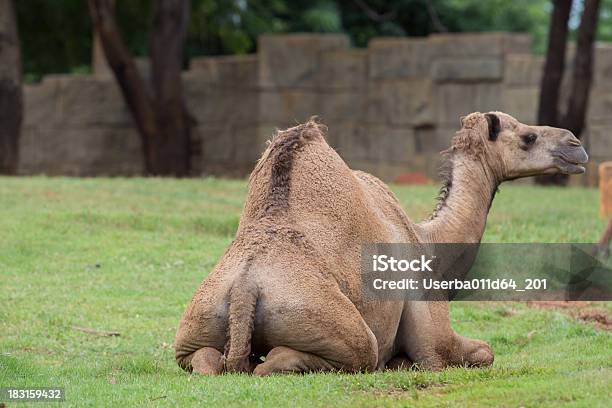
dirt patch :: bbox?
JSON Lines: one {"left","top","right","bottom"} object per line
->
{"left": 369, "top": 388, "right": 411, "bottom": 399}
{"left": 577, "top": 310, "right": 612, "bottom": 330}
{"left": 527, "top": 301, "right": 612, "bottom": 330}
{"left": 393, "top": 172, "right": 430, "bottom": 185}
{"left": 527, "top": 301, "right": 590, "bottom": 309}
{"left": 366, "top": 383, "right": 446, "bottom": 400}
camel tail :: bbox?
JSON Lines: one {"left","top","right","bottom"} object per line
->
{"left": 224, "top": 271, "right": 258, "bottom": 373}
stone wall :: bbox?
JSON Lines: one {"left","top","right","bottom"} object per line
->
{"left": 19, "top": 33, "right": 612, "bottom": 185}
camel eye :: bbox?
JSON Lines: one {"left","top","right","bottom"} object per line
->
{"left": 521, "top": 134, "right": 537, "bottom": 146}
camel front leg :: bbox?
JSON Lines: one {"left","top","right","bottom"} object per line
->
{"left": 397, "top": 300, "right": 493, "bottom": 370}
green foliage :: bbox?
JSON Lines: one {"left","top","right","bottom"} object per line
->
{"left": 13, "top": 0, "right": 612, "bottom": 79}
{"left": 0, "top": 177, "right": 610, "bottom": 407}
{"left": 598, "top": 0, "right": 612, "bottom": 42}
{"left": 439, "top": 0, "right": 551, "bottom": 52}
{"left": 187, "top": 0, "right": 343, "bottom": 56}
{"left": 337, "top": 0, "right": 550, "bottom": 49}
{"left": 15, "top": 0, "right": 92, "bottom": 81}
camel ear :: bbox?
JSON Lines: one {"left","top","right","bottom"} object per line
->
{"left": 459, "top": 116, "right": 466, "bottom": 127}
{"left": 485, "top": 113, "right": 501, "bottom": 141}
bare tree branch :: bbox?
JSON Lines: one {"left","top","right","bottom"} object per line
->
{"left": 538, "top": 0, "right": 573, "bottom": 127}
{"left": 352, "top": 0, "right": 396, "bottom": 23}
{"left": 562, "top": 0, "right": 601, "bottom": 138}
{"left": 88, "top": 0, "right": 159, "bottom": 172}
{"left": 425, "top": 0, "right": 448, "bottom": 32}
{"left": 89, "top": 0, "right": 192, "bottom": 176}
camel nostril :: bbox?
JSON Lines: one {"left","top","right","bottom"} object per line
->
{"left": 567, "top": 139, "right": 582, "bottom": 147}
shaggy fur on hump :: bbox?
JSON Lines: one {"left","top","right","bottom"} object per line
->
{"left": 259, "top": 118, "right": 326, "bottom": 217}
{"left": 429, "top": 151, "right": 454, "bottom": 220}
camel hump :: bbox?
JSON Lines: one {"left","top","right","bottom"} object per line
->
{"left": 247, "top": 118, "right": 328, "bottom": 218}
{"left": 257, "top": 117, "right": 327, "bottom": 171}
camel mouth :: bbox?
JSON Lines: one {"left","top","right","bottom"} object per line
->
{"left": 551, "top": 146, "right": 588, "bottom": 175}
{"left": 557, "top": 161, "right": 585, "bottom": 174}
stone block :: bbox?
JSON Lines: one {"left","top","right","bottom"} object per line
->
{"left": 322, "top": 124, "right": 339, "bottom": 150}
{"left": 319, "top": 90, "right": 365, "bottom": 122}
{"left": 19, "top": 126, "right": 143, "bottom": 176}
{"left": 589, "top": 125, "right": 612, "bottom": 156}
{"left": 474, "top": 83, "right": 503, "bottom": 110}
{"left": 415, "top": 125, "right": 445, "bottom": 154}
{"left": 587, "top": 89, "right": 612, "bottom": 122}
{"left": 432, "top": 58, "right": 503, "bottom": 82}
{"left": 23, "top": 79, "right": 61, "bottom": 127}
{"left": 259, "top": 90, "right": 318, "bottom": 123}
{"left": 367, "top": 79, "right": 434, "bottom": 126}
{"left": 435, "top": 127, "right": 459, "bottom": 153}
{"left": 235, "top": 125, "right": 269, "bottom": 164}
{"left": 436, "top": 84, "right": 472, "bottom": 125}
{"left": 201, "top": 162, "right": 255, "bottom": 178}
{"left": 367, "top": 126, "right": 416, "bottom": 163}
{"left": 599, "top": 161, "right": 612, "bottom": 217}
{"left": 502, "top": 87, "right": 539, "bottom": 124}
{"left": 184, "top": 77, "right": 258, "bottom": 125}
{"left": 333, "top": 124, "right": 374, "bottom": 162}
{"left": 188, "top": 55, "right": 258, "bottom": 87}
{"left": 428, "top": 33, "right": 531, "bottom": 58}
{"left": 594, "top": 44, "right": 612, "bottom": 86}
{"left": 435, "top": 83, "right": 502, "bottom": 125}
{"left": 368, "top": 37, "right": 431, "bottom": 79}
{"left": 58, "top": 76, "right": 133, "bottom": 127}
{"left": 423, "top": 153, "right": 445, "bottom": 181}
{"left": 504, "top": 55, "right": 543, "bottom": 86}
{"left": 198, "top": 124, "right": 234, "bottom": 163}
{"left": 318, "top": 49, "right": 367, "bottom": 88}
{"left": 503, "top": 34, "right": 533, "bottom": 55}
{"left": 259, "top": 34, "right": 349, "bottom": 88}
{"left": 197, "top": 123, "right": 263, "bottom": 169}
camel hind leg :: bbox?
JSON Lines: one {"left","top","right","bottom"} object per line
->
{"left": 190, "top": 347, "right": 224, "bottom": 375}
{"left": 251, "top": 284, "right": 378, "bottom": 375}
{"left": 253, "top": 346, "right": 335, "bottom": 375}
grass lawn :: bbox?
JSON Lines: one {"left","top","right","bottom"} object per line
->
{"left": 1, "top": 177, "right": 611, "bottom": 407}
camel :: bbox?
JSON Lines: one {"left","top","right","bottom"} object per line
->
{"left": 174, "top": 111, "right": 588, "bottom": 375}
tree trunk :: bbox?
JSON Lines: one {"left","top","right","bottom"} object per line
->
{"left": 88, "top": 0, "right": 160, "bottom": 174}
{"left": 92, "top": 0, "right": 114, "bottom": 78}
{"left": 562, "top": 0, "right": 601, "bottom": 137}
{"left": 0, "top": 0, "right": 22, "bottom": 174}
{"left": 89, "top": 0, "right": 192, "bottom": 176}
{"left": 150, "top": 0, "right": 191, "bottom": 176}
{"left": 536, "top": 0, "right": 573, "bottom": 186}
{"left": 538, "top": 0, "right": 573, "bottom": 127}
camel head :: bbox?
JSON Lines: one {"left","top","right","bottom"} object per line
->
{"left": 453, "top": 111, "right": 588, "bottom": 181}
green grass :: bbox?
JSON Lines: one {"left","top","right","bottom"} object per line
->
{"left": 0, "top": 177, "right": 610, "bottom": 407}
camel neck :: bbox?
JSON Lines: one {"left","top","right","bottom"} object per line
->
{"left": 418, "top": 152, "right": 499, "bottom": 244}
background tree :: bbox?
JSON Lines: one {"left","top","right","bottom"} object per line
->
{"left": 563, "top": 0, "right": 602, "bottom": 137}
{"left": 538, "top": 0, "right": 573, "bottom": 128}
{"left": 0, "top": 0, "right": 22, "bottom": 174}
{"left": 537, "top": 0, "right": 602, "bottom": 185}
{"left": 89, "top": 0, "right": 192, "bottom": 176}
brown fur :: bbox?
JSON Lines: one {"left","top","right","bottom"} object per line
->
{"left": 175, "top": 113, "right": 587, "bottom": 375}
